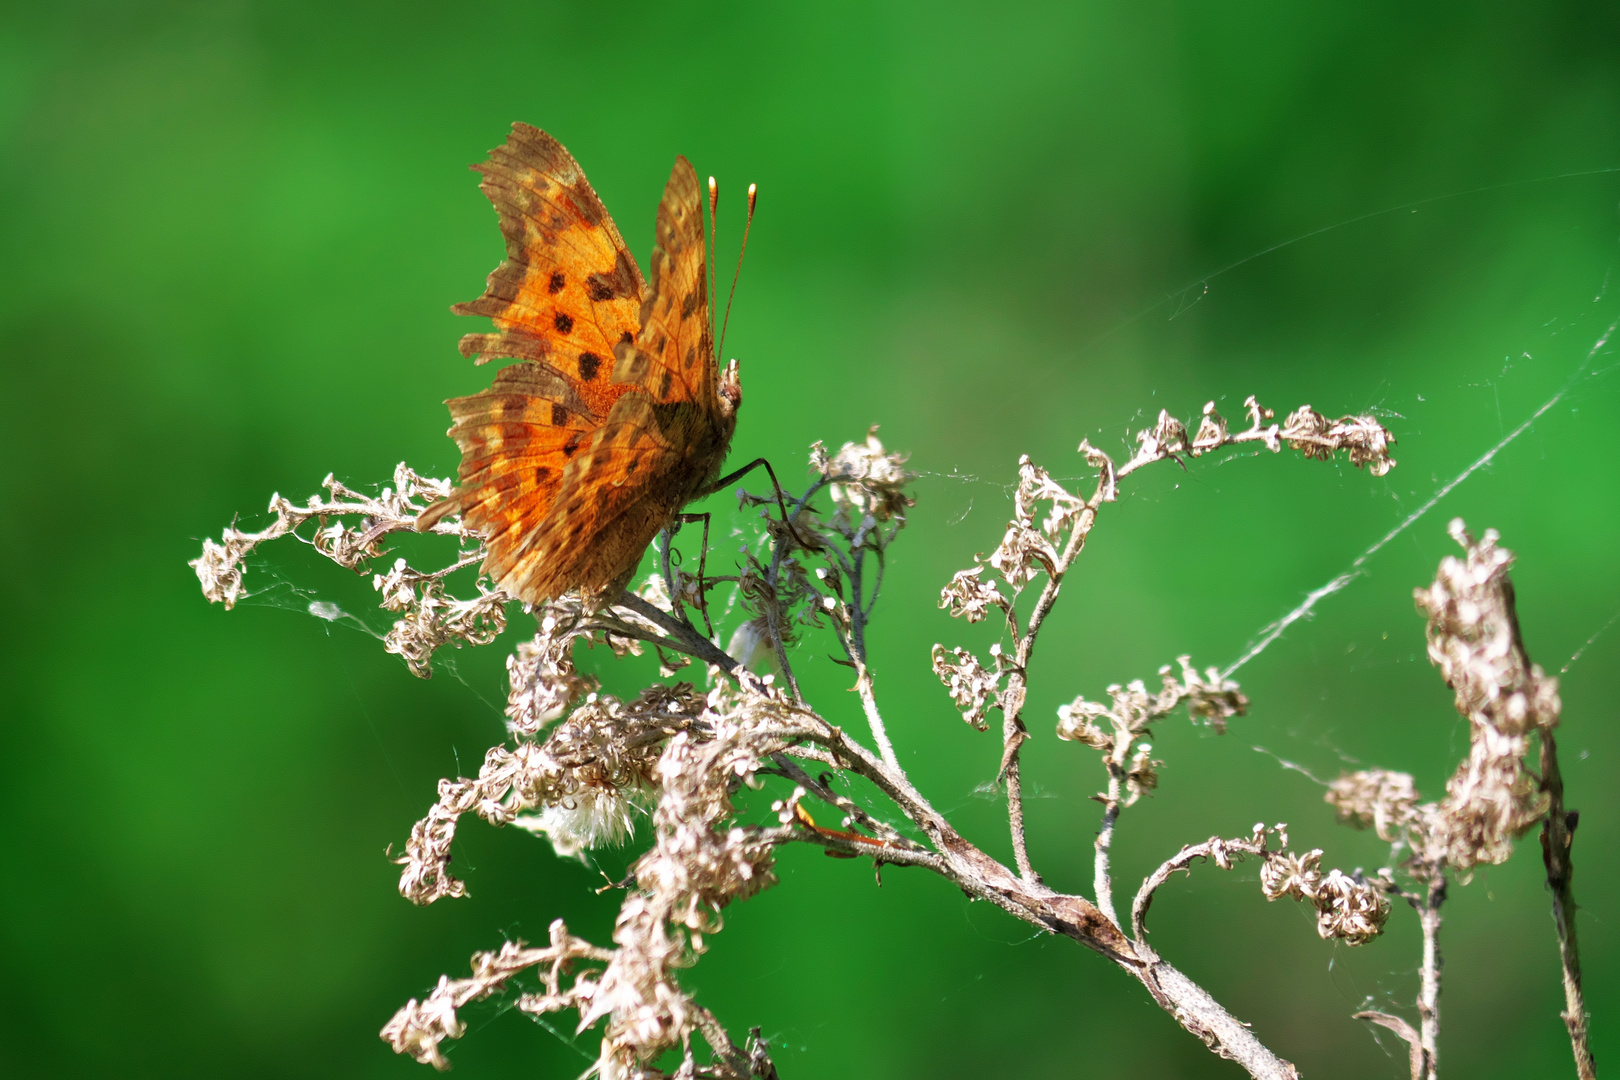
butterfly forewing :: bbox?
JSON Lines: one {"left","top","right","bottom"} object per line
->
{"left": 453, "top": 123, "right": 644, "bottom": 416}
{"left": 613, "top": 156, "right": 715, "bottom": 408}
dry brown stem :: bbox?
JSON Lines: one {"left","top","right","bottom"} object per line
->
{"left": 1542, "top": 729, "right": 1597, "bottom": 1078}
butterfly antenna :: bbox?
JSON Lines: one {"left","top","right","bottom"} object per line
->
{"left": 718, "top": 182, "right": 756, "bottom": 361}
{"left": 707, "top": 176, "right": 719, "bottom": 355}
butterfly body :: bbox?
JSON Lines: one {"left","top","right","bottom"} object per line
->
{"left": 418, "top": 124, "right": 739, "bottom": 606}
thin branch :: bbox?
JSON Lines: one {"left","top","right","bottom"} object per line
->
{"left": 844, "top": 520, "right": 900, "bottom": 770}
{"left": 1541, "top": 728, "right": 1597, "bottom": 1079}
{"left": 826, "top": 598, "right": 900, "bottom": 773}
{"left": 1416, "top": 882, "right": 1443, "bottom": 1080}
{"left": 763, "top": 753, "right": 910, "bottom": 848}
{"left": 612, "top": 593, "right": 737, "bottom": 672}
{"left": 756, "top": 824, "right": 945, "bottom": 871}
{"left": 1130, "top": 830, "right": 1273, "bottom": 942}
{"left": 755, "top": 476, "right": 829, "bottom": 703}
{"left": 995, "top": 479, "right": 1103, "bottom": 883}
{"left": 851, "top": 652, "right": 898, "bottom": 772}
{"left": 776, "top": 742, "right": 845, "bottom": 770}
{"left": 1092, "top": 755, "right": 1127, "bottom": 928}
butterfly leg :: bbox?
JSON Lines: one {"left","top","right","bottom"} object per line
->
{"left": 705, "top": 457, "right": 811, "bottom": 548}
{"left": 667, "top": 512, "right": 716, "bottom": 638}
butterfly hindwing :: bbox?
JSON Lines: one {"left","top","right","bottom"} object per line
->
{"left": 415, "top": 361, "right": 595, "bottom": 557}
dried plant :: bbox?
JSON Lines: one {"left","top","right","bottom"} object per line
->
{"left": 1326, "top": 520, "right": 1592, "bottom": 1080}
{"left": 193, "top": 393, "right": 1589, "bottom": 1078}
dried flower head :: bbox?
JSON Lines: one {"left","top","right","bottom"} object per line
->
{"left": 1055, "top": 696, "right": 1113, "bottom": 749}
{"left": 979, "top": 455, "right": 1087, "bottom": 593}
{"left": 377, "top": 564, "right": 508, "bottom": 677}
{"left": 1415, "top": 520, "right": 1561, "bottom": 739}
{"left": 1190, "top": 401, "right": 1230, "bottom": 454}
{"left": 1260, "top": 848, "right": 1325, "bottom": 903}
{"left": 1056, "top": 657, "right": 1247, "bottom": 746}
{"left": 1280, "top": 405, "right": 1397, "bottom": 477}
{"left": 810, "top": 426, "right": 915, "bottom": 527}
{"left": 1325, "top": 769, "right": 1421, "bottom": 843}
{"left": 190, "top": 465, "right": 503, "bottom": 677}
{"left": 1135, "top": 409, "right": 1190, "bottom": 460}
{"left": 1125, "top": 743, "right": 1160, "bottom": 804}
{"left": 1311, "top": 869, "right": 1391, "bottom": 945}
{"left": 504, "top": 616, "right": 596, "bottom": 738}
{"left": 931, "top": 644, "right": 1003, "bottom": 730}
{"left": 396, "top": 685, "right": 705, "bottom": 900}
{"left": 1411, "top": 520, "right": 1560, "bottom": 871}
{"left": 580, "top": 685, "right": 809, "bottom": 1077}
{"left": 380, "top": 919, "right": 613, "bottom": 1071}
{"left": 987, "top": 518, "right": 1055, "bottom": 592}
{"left": 1176, "top": 658, "right": 1248, "bottom": 732}
{"left": 938, "top": 564, "right": 1006, "bottom": 624}
{"left": 1259, "top": 848, "right": 1389, "bottom": 946}
{"left": 1014, "top": 455, "right": 1086, "bottom": 542}
{"left": 1113, "top": 395, "right": 1396, "bottom": 480}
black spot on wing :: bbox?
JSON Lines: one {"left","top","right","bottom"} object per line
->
{"left": 587, "top": 279, "right": 615, "bottom": 302}
{"left": 563, "top": 431, "right": 584, "bottom": 457}
{"left": 554, "top": 312, "right": 574, "bottom": 333}
{"left": 548, "top": 271, "right": 566, "bottom": 294}
{"left": 578, "top": 352, "right": 602, "bottom": 381}
{"left": 658, "top": 370, "right": 673, "bottom": 399}
{"left": 620, "top": 330, "right": 634, "bottom": 345}
{"left": 534, "top": 466, "right": 553, "bottom": 483}
{"left": 551, "top": 403, "right": 568, "bottom": 426}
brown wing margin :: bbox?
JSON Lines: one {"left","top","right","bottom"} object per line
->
{"left": 611, "top": 155, "right": 716, "bottom": 411}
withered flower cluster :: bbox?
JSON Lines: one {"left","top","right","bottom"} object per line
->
{"left": 1316, "top": 520, "right": 1584, "bottom": 1079}
{"left": 189, "top": 464, "right": 502, "bottom": 677}
{"left": 1326, "top": 519, "right": 1562, "bottom": 877}
{"left": 1258, "top": 847, "right": 1393, "bottom": 946}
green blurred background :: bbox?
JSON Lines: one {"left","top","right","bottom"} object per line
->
{"left": 4, "top": 1, "right": 1619, "bottom": 1076}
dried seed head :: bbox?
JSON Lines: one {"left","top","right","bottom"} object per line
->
{"left": 939, "top": 564, "right": 1006, "bottom": 623}
{"left": 932, "top": 644, "right": 1003, "bottom": 730}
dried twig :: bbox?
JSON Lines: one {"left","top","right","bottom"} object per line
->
{"left": 1542, "top": 729, "right": 1596, "bottom": 1079}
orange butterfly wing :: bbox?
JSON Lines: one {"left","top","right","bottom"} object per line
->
{"left": 417, "top": 125, "right": 641, "bottom": 578}
{"left": 452, "top": 123, "right": 644, "bottom": 399}
{"left": 498, "top": 155, "right": 740, "bottom": 604}
{"left": 421, "top": 127, "right": 740, "bottom": 607}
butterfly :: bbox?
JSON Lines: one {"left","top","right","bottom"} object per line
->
{"left": 417, "top": 123, "right": 751, "bottom": 608}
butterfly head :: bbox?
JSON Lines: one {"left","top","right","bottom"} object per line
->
{"left": 718, "top": 358, "right": 742, "bottom": 419}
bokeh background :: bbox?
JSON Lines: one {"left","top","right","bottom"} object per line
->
{"left": 4, "top": 2, "right": 1619, "bottom": 1077}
